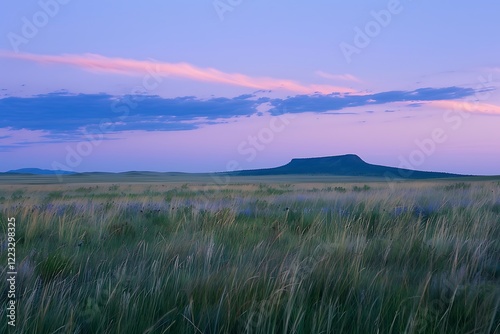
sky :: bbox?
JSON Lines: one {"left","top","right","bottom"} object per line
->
{"left": 0, "top": 0, "right": 499, "bottom": 175}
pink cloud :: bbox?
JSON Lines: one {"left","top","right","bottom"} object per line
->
{"left": 315, "top": 70, "right": 363, "bottom": 83}
{"left": 425, "top": 100, "right": 500, "bottom": 115}
{"left": 0, "top": 127, "right": 52, "bottom": 145}
{"left": 0, "top": 50, "right": 355, "bottom": 95}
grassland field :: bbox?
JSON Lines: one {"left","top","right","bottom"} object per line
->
{"left": 0, "top": 175, "right": 499, "bottom": 333}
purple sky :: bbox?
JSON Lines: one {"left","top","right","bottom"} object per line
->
{"left": 0, "top": 1, "right": 499, "bottom": 174}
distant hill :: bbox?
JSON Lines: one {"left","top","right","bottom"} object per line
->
{"left": 2, "top": 155, "right": 468, "bottom": 179}
{"left": 5, "top": 168, "right": 77, "bottom": 175}
{"left": 227, "top": 154, "right": 465, "bottom": 179}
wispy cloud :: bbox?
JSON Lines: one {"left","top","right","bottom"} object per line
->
{"left": 269, "top": 87, "right": 476, "bottom": 114}
{"left": 425, "top": 100, "right": 500, "bottom": 115}
{"left": 0, "top": 93, "right": 270, "bottom": 134}
{"left": 0, "top": 86, "right": 482, "bottom": 137}
{"left": 0, "top": 127, "right": 54, "bottom": 151}
{"left": 315, "top": 70, "right": 363, "bottom": 83}
{"left": 0, "top": 50, "right": 356, "bottom": 95}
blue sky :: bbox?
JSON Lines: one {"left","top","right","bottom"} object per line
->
{"left": 0, "top": 1, "right": 499, "bottom": 174}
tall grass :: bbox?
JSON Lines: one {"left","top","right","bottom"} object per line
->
{"left": 0, "top": 180, "right": 499, "bottom": 333}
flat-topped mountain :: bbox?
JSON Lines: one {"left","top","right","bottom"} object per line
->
{"left": 2, "top": 155, "right": 468, "bottom": 179}
{"left": 229, "top": 154, "right": 464, "bottom": 179}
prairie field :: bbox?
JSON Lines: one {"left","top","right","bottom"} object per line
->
{"left": 1, "top": 177, "right": 499, "bottom": 333}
